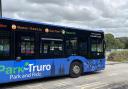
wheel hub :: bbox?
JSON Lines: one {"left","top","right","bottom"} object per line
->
{"left": 73, "top": 65, "right": 80, "bottom": 74}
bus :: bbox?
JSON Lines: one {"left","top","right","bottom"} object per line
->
{"left": 0, "top": 18, "right": 106, "bottom": 84}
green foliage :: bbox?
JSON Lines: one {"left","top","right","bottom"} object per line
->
{"left": 105, "top": 33, "right": 125, "bottom": 50}
{"left": 107, "top": 51, "right": 128, "bottom": 62}
{"left": 118, "top": 37, "right": 128, "bottom": 49}
{"left": 115, "top": 38, "right": 125, "bottom": 49}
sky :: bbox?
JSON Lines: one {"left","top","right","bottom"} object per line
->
{"left": 2, "top": 0, "right": 128, "bottom": 37}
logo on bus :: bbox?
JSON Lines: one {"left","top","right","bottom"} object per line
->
{"left": 0, "top": 62, "right": 51, "bottom": 75}
{"left": 45, "top": 28, "right": 49, "bottom": 33}
{"left": 12, "top": 24, "right": 17, "bottom": 30}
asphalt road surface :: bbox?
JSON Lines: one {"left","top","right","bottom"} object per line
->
{"left": 1, "top": 61, "right": 128, "bottom": 89}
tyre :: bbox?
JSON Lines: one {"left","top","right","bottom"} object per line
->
{"left": 69, "top": 62, "right": 83, "bottom": 78}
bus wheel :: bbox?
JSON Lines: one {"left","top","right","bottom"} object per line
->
{"left": 69, "top": 62, "right": 82, "bottom": 78}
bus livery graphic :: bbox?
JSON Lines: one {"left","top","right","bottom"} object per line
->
{"left": 0, "top": 62, "right": 51, "bottom": 75}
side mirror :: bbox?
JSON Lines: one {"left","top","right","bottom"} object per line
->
{"left": 104, "top": 40, "right": 106, "bottom": 50}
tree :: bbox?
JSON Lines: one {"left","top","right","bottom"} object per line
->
{"left": 105, "top": 33, "right": 125, "bottom": 50}
{"left": 118, "top": 37, "right": 128, "bottom": 49}
{"left": 105, "top": 33, "right": 115, "bottom": 50}
{"left": 115, "top": 38, "right": 125, "bottom": 49}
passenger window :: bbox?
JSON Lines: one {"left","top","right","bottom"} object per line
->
{"left": 79, "top": 42, "right": 87, "bottom": 51}
{"left": 78, "top": 41, "right": 87, "bottom": 56}
{"left": 40, "top": 38, "right": 63, "bottom": 56}
{"left": 20, "top": 36, "right": 35, "bottom": 55}
{"left": 51, "top": 41, "right": 63, "bottom": 53}
{"left": 43, "top": 43, "right": 49, "bottom": 54}
{"left": 66, "top": 38, "right": 77, "bottom": 55}
{"left": 0, "top": 38, "right": 10, "bottom": 56}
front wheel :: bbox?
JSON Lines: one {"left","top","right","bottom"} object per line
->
{"left": 69, "top": 62, "right": 83, "bottom": 78}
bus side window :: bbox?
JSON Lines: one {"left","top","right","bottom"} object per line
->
{"left": 40, "top": 40, "right": 49, "bottom": 54}
{"left": 65, "top": 38, "right": 77, "bottom": 55}
{"left": 40, "top": 38, "right": 63, "bottom": 57}
{"left": 49, "top": 41, "right": 63, "bottom": 55}
{"left": 0, "top": 38, "right": 10, "bottom": 56}
{"left": 78, "top": 41, "right": 87, "bottom": 56}
{"left": 43, "top": 43, "right": 49, "bottom": 54}
{"left": 0, "top": 31, "right": 11, "bottom": 59}
{"left": 20, "top": 36, "right": 35, "bottom": 55}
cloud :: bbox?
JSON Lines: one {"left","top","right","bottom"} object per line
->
{"left": 2, "top": 0, "right": 128, "bottom": 37}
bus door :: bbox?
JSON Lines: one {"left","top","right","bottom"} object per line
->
{"left": 65, "top": 37, "right": 78, "bottom": 56}
{"left": 14, "top": 31, "right": 37, "bottom": 80}
{"left": 39, "top": 35, "right": 70, "bottom": 76}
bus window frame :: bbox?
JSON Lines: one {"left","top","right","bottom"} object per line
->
{"left": 39, "top": 33, "right": 65, "bottom": 59}
{"left": 77, "top": 37, "right": 88, "bottom": 57}
{"left": 65, "top": 36, "right": 78, "bottom": 56}
{"left": 15, "top": 31, "right": 37, "bottom": 60}
{"left": 0, "top": 30, "right": 14, "bottom": 60}
{"left": 89, "top": 37, "right": 105, "bottom": 59}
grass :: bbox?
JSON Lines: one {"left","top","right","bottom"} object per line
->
{"left": 107, "top": 51, "right": 128, "bottom": 62}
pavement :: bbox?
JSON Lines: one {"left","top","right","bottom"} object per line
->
{"left": 1, "top": 61, "right": 128, "bottom": 89}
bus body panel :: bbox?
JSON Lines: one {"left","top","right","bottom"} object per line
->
{"left": 0, "top": 57, "right": 105, "bottom": 84}
{"left": 68, "top": 56, "right": 105, "bottom": 72}
{"left": 0, "top": 60, "right": 14, "bottom": 84}
{"left": 52, "top": 58, "right": 70, "bottom": 76}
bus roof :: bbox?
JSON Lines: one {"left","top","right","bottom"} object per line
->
{"left": 1, "top": 17, "right": 104, "bottom": 33}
